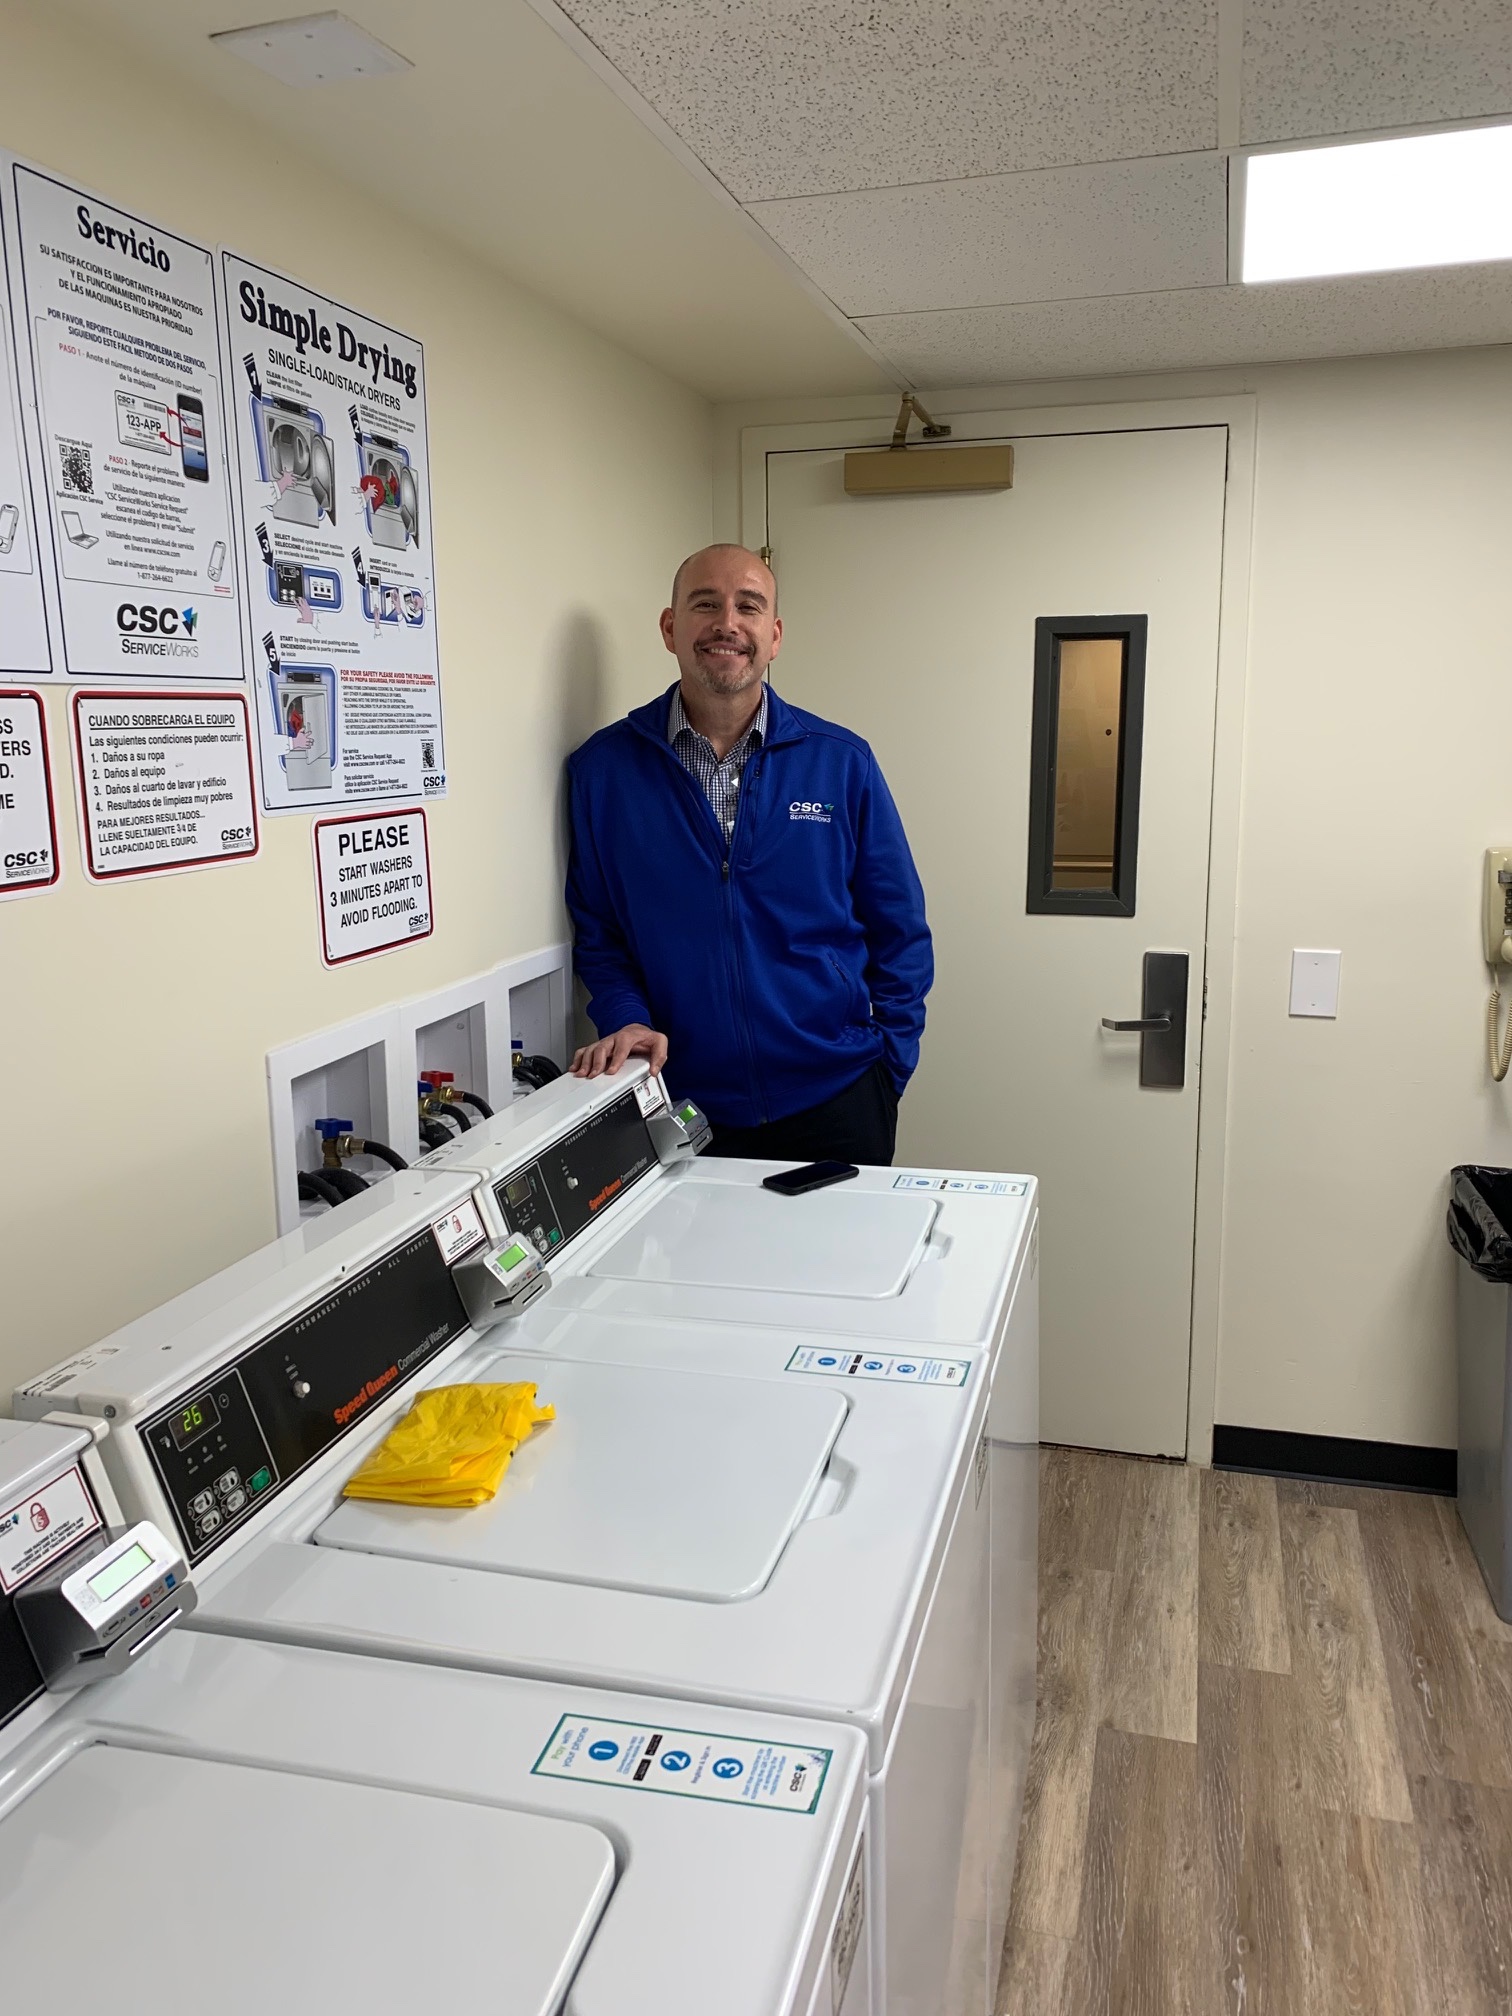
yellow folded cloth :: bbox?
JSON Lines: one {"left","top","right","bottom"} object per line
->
{"left": 342, "top": 1382, "right": 555, "bottom": 1508}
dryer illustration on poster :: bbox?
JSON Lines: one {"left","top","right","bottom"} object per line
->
{"left": 349, "top": 405, "right": 420, "bottom": 551}
{"left": 263, "top": 632, "right": 337, "bottom": 793}
{"left": 248, "top": 365, "right": 337, "bottom": 529}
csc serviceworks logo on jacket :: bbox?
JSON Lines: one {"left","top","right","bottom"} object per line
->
{"left": 789, "top": 800, "right": 833, "bottom": 823}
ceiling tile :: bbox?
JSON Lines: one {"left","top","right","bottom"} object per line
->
{"left": 557, "top": 0, "right": 1219, "bottom": 201}
{"left": 1242, "top": 0, "right": 1512, "bottom": 144}
{"left": 749, "top": 154, "right": 1228, "bottom": 314}
{"left": 856, "top": 263, "right": 1512, "bottom": 383}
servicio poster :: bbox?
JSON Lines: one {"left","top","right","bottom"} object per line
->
{"left": 0, "top": 203, "right": 49, "bottom": 675}
{"left": 71, "top": 690, "right": 258, "bottom": 881}
{"left": 0, "top": 689, "right": 60, "bottom": 898}
{"left": 7, "top": 161, "right": 240, "bottom": 680}
{"left": 223, "top": 251, "right": 445, "bottom": 815}
{"left": 313, "top": 807, "right": 432, "bottom": 966}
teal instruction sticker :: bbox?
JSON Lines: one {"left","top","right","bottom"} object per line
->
{"left": 785, "top": 1346, "right": 971, "bottom": 1389}
{"left": 532, "top": 1714, "right": 832, "bottom": 1815}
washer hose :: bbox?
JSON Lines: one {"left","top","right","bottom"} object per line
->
{"left": 457, "top": 1090, "right": 493, "bottom": 1118}
{"left": 355, "top": 1137, "right": 408, "bottom": 1170}
{"left": 298, "top": 1169, "right": 346, "bottom": 1208}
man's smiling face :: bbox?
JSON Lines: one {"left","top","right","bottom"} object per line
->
{"left": 661, "top": 546, "right": 782, "bottom": 700}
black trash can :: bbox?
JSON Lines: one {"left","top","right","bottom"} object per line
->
{"left": 1448, "top": 1165, "right": 1512, "bottom": 1621}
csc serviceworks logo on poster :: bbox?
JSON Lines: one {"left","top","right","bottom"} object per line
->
{"left": 116, "top": 603, "right": 199, "bottom": 659}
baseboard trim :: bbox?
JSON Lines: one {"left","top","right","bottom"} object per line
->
{"left": 1211, "top": 1424, "right": 1456, "bottom": 1497}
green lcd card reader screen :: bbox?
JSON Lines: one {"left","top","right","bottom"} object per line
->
{"left": 497, "top": 1243, "right": 528, "bottom": 1271}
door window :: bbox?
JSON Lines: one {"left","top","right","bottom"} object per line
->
{"left": 1025, "top": 615, "right": 1148, "bottom": 916}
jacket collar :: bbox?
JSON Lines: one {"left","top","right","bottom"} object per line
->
{"left": 628, "top": 681, "right": 808, "bottom": 752}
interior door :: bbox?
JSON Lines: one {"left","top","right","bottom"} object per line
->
{"left": 765, "top": 424, "right": 1227, "bottom": 1455}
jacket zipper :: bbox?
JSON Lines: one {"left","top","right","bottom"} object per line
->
{"left": 723, "top": 757, "right": 768, "bottom": 1122}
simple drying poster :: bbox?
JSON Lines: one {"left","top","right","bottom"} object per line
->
{"left": 221, "top": 250, "right": 446, "bottom": 816}
{"left": 5, "top": 160, "right": 241, "bottom": 681}
{"left": 0, "top": 198, "right": 50, "bottom": 675}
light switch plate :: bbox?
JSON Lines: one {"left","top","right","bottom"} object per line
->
{"left": 1290, "top": 948, "right": 1341, "bottom": 1019}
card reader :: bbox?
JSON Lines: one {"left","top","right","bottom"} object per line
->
{"left": 648, "top": 1098, "right": 712, "bottom": 1164}
{"left": 452, "top": 1236, "right": 551, "bottom": 1328}
{"left": 15, "top": 1519, "right": 195, "bottom": 1691}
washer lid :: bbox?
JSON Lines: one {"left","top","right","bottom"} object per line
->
{"left": 315, "top": 1356, "right": 847, "bottom": 1602}
{"left": 2, "top": 1743, "right": 614, "bottom": 2015}
{"left": 588, "top": 1179, "right": 937, "bottom": 1299}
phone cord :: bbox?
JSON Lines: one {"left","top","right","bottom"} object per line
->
{"left": 1488, "top": 979, "right": 1512, "bottom": 1082}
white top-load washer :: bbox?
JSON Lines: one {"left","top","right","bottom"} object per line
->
{"left": 0, "top": 1417, "right": 869, "bottom": 2016}
{"left": 418, "top": 1064, "right": 1040, "bottom": 2000}
{"left": 17, "top": 1076, "right": 1036, "bottom": 2016}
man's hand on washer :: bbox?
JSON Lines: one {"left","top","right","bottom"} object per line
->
{"left": 570, "top": 1023, "right": 670, "bottom": 1079}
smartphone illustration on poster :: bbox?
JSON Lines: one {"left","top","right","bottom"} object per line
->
{"left": 208, "top": 539, "right": 227, "bottom": 580}
{"left": 0, "top": 503, "right": 17, "bottom": 554}
{"left": 179, "top": 392, "right": 209, "bottom": 482}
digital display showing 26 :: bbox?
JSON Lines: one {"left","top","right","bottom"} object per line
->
{"left": 168, "top": 1390, "right": 220, "bottom": 1452}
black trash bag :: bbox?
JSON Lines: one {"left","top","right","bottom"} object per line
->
{"left": 1447, "top": 1166, "right": 1512, "bottom": 1282}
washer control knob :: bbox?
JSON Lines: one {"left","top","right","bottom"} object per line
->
{"left": 290, "top": 1378, "right": 311, "bottom": 1399}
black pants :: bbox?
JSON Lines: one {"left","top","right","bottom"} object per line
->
{"left": 704, "top": 1060, "right": 900, "bottom": 1167}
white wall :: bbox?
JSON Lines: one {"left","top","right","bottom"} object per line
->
{"left": 717, "top": 343, "right": 1512, "bottom": 1450}
{"left": 0, "top": 0, "right": 712, "bottom": 1398}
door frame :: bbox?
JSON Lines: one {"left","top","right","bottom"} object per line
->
{"left": 740, "top": 393, "right": 1258, "bottom": 1464}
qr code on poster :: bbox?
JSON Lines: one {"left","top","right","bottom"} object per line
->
{"left": 59, "top": 442, "right": 93, "bottom": 495}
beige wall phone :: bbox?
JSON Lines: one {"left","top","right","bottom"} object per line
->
{"left": 1486, "top": 849, "right": 1512, "bottom": 1079}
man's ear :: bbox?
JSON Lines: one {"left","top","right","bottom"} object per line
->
{"left": 767, "top": 615, "right": 784, "bottom": 662}
{"left": 659, "top": 607, "right": 677, "bottom": 653}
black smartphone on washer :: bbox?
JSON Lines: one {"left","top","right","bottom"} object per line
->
{"left": 762, "top": 1160, "right": 860, "bottom": 1197}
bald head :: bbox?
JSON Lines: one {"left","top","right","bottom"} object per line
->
{"left": 670, "top": 543, "right": 777, "bottom": 613}
{"left": 661, "top": 544, "right": 783, "bottom": 702}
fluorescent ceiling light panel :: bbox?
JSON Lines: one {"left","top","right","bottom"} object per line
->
{"left": 1242, "top": 124, "right": 1512, "bottom": 283}
{"left": 212, "top": 12, "right": 411, "bottom": 88}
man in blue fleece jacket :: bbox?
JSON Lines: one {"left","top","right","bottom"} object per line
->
{"left": 566, "top": 544, "right": 932, "bottom": 1165}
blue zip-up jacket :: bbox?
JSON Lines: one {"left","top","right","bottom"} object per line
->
{"left": 566, "top": 682, "right": 933, "bottom": 1129}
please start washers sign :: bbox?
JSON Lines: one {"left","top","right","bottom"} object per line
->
{"left": 313, "top": 806, "right": 432, "bottom": 966}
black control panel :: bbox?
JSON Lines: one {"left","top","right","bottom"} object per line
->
{"left": 142, "top": 1227, "right": 470, "bottom": 1564}
{"left": 495, "top": 1088, "right": 656, "bottom": 1260}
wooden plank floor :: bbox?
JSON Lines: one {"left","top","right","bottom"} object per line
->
{"left": 998, "top": 1450, "right": 1512, "bottom": 2015}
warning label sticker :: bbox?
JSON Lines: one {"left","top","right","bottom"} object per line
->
{"left": 431, "top": 1197, "right": 486, "bottom": 1265}
{"left": 785, "top": 1346, "right": 972, "bottom": 1389}
{"left": 0, "top": 1462, "right": 101, "bottom": 1591}
{"left": 532, "top": 1714, "right": 833, "bottom": 1815}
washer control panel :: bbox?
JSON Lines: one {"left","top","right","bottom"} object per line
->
{"left": 140, "top": 1226, "right": 471, "bottom": 1564}
{"left": 494, "top": 1088, "right": 656, "bottom": 1260}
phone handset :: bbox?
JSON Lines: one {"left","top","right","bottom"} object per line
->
{"left": 1485, "top": 850, "right": 1512, "bottom": 1080}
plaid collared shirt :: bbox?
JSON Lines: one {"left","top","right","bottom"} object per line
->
{"left": 668, "top": 685, "right": 768, "bottom": 842}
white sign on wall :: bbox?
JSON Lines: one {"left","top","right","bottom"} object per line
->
{"left": 0, "top": 199, "right": 49, "bottom": 674}
{"left": 71, "top": 689, "right": 259, "bottom": 880}
{"left": 8, "top": 160, "right": 241, "bottom": 679}
{"left": 0, "top": 688, "right": 60, "bottom": 898}
{"left": 313, "top": 806, "right": 432, "bottom": 966}
{"left": 222, "top": 250, "right": 445, "bottom": 814}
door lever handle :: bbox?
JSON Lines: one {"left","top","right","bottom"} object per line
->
{"left": 1101, "top": 1015, "right": 1172, "bottom": 1032}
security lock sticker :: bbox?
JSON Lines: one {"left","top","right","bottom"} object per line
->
{"left": 0, "top": 1464, "right": 101, "bottom": 1592}
{"left": 533, "top": 1714, "right": 832, "bottom": 1816}
{"left": 785, "top": 1346, "right": 971, "bottom": 1389}
{"left": 431, "top": 1197, "right": 486, "bottom": 1264}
